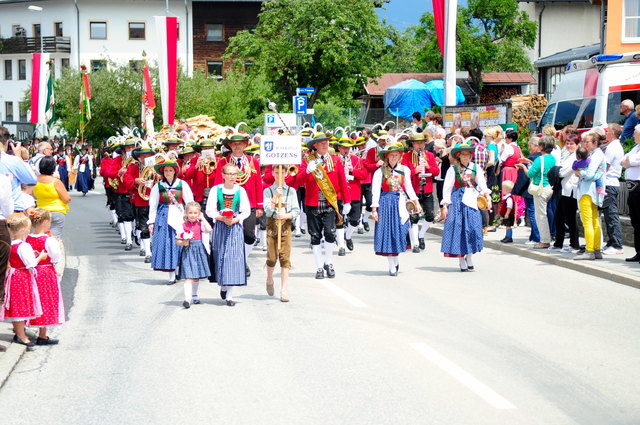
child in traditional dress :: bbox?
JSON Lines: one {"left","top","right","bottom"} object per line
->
{"left": 178, "top": 202, "right": 212, "bottom": 309}
{"left": 205, "top": 163, "right": 250, "bottom": 307}
{"left": 499, "top": 181, "right": 515, "bottom": 244}
{"left": 263, "top": 165, "right": 300, "bottom": 302}
{"left": 27, "top": 209, "right": 64, "bottom": 344}
{"left": 2, "top": 213, "right": 45, "bottom": 350}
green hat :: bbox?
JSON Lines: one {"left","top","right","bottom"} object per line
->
{"left": 153, "top": 159, "right": 179, "bottom": 174}
{"left": 180, "top": 143, "right": 196, "bottom": 156}
{"left": 197, "top": 139, "right": 215, "bottom": 150}
{"left": 124, "top": 137, "right": 140, "bottom": 147}
{"left": 378, "top": 141, "right": 406, "bottom": 161}
{"left": 306, "top": 132, "right": 331, "bottom": 150}
{"left": 450, "top": 143, "right": 475, "bottom": 158}
{"left": 163, "top": 137, "right": 181, "bottom": 146}
{"left": 407, "top": 133, "right": 427, "bottom": 143}
{"left": 244, "top": 143, "right": 260, "bottom": 155}
{"left": 132, "top": 145, "right": 154, "bottom": 160}
{"left": 333, "top": 137, "right": 354, "bottom": 148}
{"left": 222, "top": 133, "right": 250, "bottom": 151}
{"left": 353, "top": 136, "right": 366, "bottom": 146}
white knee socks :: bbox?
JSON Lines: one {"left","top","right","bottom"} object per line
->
{"left": 336, "top": 228, "right": 345, "bottom": 249}
{"left": 465, "top": 254, "right": 474, "bottom": 268}
{"left": 459, "top": 257, "right": 467, "bottom": 270}
{"left": 363, "top": 211, "right": 371, "bottom": 223}
{"left": 346, "top": 224, "right": 356, "bottom": 240}
{"left": 225, "top": 286, "right": 234, "bottom": 301}
{"left": 110, "top": 210, "right": 118, "bottom": 224}
{"left": 418, "top": 220, "right": 431, "bottom": 239}
{"left": 123, "top": 221, "right": 133, "bottom": 244}
{"left": 323, "top": 240, "right": 334, "bottom": 265}
{"left": 118, "top": 222, "right": 125, "bottom": 240}
{"left": 169, "top": 270, "right": 176, "bottom": 282}
{"left": 244, "top": 243, "right": 254, "bottom": 262}
{"left": 387, "top": 256, "right": 399, "bottom": 272}
{"left": 142, "top": 238, "right": 151, "bottom": 256}
{"left": 183, "top": 281, "right": 192, "bottom": 301}
{"left": 409, "top": 224, "right": 419, "bottom": 248}
{"left": 312, "top": 245, "right": 324, "bottom": 269}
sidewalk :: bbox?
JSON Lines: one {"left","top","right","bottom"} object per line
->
{"left": 428, "top": 221, "right": 640, "bottom": 289}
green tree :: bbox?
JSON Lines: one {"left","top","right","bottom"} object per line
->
{"left": 225, "top": 0, "right": 389, "bottom": 108}
{"left": 381, "top": 26, "right": 425, "bottom": 73}
{"left": 415, "top": 0, "right": 536, "bottom": 94}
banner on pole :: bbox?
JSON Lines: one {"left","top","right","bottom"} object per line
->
{"left": 259, "top": 135, "right": 302, "bottom": 165}
{"left": 30, "top": 52, "right": 51, "bottom": 124}
{"left": 155, "top": 16, "right": 178, "bottom": 126}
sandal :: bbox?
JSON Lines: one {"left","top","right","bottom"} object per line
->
{"left": 266, "top": 281, "right": 275, "bottom": 297}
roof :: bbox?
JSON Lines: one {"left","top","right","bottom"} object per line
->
{"left": 534, "top": 43, "right": 601, "bottom": 68}
{"left": 364, "top": 72, "right": 534, "bottom": 97}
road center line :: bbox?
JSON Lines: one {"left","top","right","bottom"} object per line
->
{"left": 320, "top": 281, "right": 368, "bottom": 308}
{"left": 410, "top": 342, "right": 516, "bottom": 410}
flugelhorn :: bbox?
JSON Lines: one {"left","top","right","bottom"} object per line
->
{"left": 287, "top": 165, "right": 298, "bottom": 176}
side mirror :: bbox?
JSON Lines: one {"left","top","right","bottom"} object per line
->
{"left": 527, "top": 121, "right": 538, "bottom": 132}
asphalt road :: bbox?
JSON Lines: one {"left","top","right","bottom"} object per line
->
{"left": 0, "top": 185, "right": 638, "bottom": 425}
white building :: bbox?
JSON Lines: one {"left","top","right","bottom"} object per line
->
{"left": 0, "top": 0, "right": 194, "bottom": 139}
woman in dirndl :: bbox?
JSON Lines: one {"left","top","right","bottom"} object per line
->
{"left": 371, "top": 141, "right": 419, "bottom": 276}
{"left": 440, "top": 143, "right": 491, "bottom": 272}
{"left": 206, "top": 163, "right": 251, "bottom": 307}
{"left": 73, "top": 145, "right": 93, "bottom": 195}
{"left": 148, "top": 158, "right": 194, "bottom": 284}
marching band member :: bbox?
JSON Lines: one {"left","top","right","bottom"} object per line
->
{"left": 148, "top": 158, "right": 194, "bottom": 284}
{"left": 214, "top": 134, "right": 264, "bottom": 278}
{"left": 100, "top": 144, "right": 118, "bottom": 227}
{"left": 334, "top": 137, "right": 367, "bottom": 255}
{"left": 177, "top": 143, "right": 197, "bottom": 188}
{"left": 104, "top": 138, "right": 137, "bottom": 250}
{"left": 402, "top": 133, "right": 440, "bottom": 252}
{"left": 186, "top": 139, "right": 216, "bottom": 208}
{"left": 297, "top": 133, "right": 351, "bottom": 279}
{"left": 363, "top": 131, "right": 390, "bottom": 231}
{"left": 123, "top": 144, "right": 156, "bottom": 263}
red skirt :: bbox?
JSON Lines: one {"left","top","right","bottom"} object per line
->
{"left": 2, "top": 268, "right": 42, "bottom": 321}
{"left": 28, "top": 265, "right": 64, "bottom": 327}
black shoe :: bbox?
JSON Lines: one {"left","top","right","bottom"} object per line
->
{"left": 125, "top": 243, "right": 133, "bottom": 251}
{"left": 144, "top": 255, "right": 152, "bottom": 263}
{"left": 295, "top": 233, "right": 302, "bottom": 238}
{"left": 301, "top": 229, "right": 306, "bottom": 234}
{"left": 245, "top": 265, "right": 251, "bottom": 278}
{"left": 12, "top": 335, "right": 35, "bottom": 347}
{"left": 226, "top": 300, "right": 236, "bottom": 307}
{"left": 346, "top": 239, "right": 354, "bottom": 251}
{"left": 139, "top": 249, "right": 145, "bottom": 256}
{"left": 625, "top": 254, "right": 640, "bottom": 262}
{"left": 501, "top": 237, "right": 513, "bottom": 243}
{"left": 133, "top": 234, "right": 140, "bottom": 246}
{"left": 324, "top": 263, "right": 336, "bottom": 278}
{"left": 418, "top": 238, "right": 425, "bottom": 250}
{"left": 120, "top": 238, "right": 126, "bottom": 245}
{"left": 389, "top": 270, "right": 398, "bottom": 276}
{"left": 363, "top": 222, "right": 370, "bottom": 232}
{"left": 594, "top": 250, "right": 603, "bottom": 260}
{"left": 220, "top": 289, "right": 227, "bottom": 300}
{"left": 460, "top": 268, "right": 468, "bottom": 272}
{"left": 182, "top": 300, "right": 190, "bottom": 309}
{"left": 35, "top": 337, "right": 59, "bottom": 345}
{"left": 412, "top": 246, "right": 420, "bottom": 253}
{"left": 192, "top": 298, "right": 200, "bottom": 305}
{"left": 338, "top": 247, "right": 346, "bottom": 256}
{"left": 315, "top": 268, "right": 325, "bottom": 279}
{"left": 166, "top": 279, "right": 176, "bottom": 285}
{"left": 468, "top": 266, "right": 475, "bottom": 271}
{"left": 254, "top": 238, "right": 261, "bottom": 246}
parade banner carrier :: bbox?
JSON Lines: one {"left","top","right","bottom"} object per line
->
{"left": 260, "top": 135, "right": 302, "bottom": 165}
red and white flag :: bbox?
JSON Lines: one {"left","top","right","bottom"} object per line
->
{"left": 142, "top": 64, "right": 156, "bottom": 134}
{"left": 30, "top": 52, "right": 51, "bottom": 124}
{"left": 155, "top": 16, "right": 178, "bottom": 126}
{"left": 432, "top": 0, "right": 445, "bottom": 57}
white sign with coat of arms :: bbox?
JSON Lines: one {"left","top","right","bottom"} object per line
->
{"left": 260, "top": 135, "right": 302, "bottom": 165}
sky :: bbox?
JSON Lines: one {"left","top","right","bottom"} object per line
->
{"left": 376, "top": 0, "right": 433, "bottom": 31}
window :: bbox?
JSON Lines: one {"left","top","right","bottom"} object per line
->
{"left": 4, "top": 60, "right": 12, "bottom": 80}
{"left": 61, "top": 58, "right": 70, "bottom": 68}
{"left": 129, "top": 60, "right": 143, "bottom": 72}
{"left": 18, "top": 102, "right": 28, "bottom": 122}
{"left": 12, "top": 25, "right": 25, "bottom": 37}
{"left": 607, "top": 90, "right": 640, "bottom": 124}
{"left": 553, "top": 100, "right": 582, "bottom": 130}
{"left": 5, "top": 102, "right": 13, "bottom": 122}
{"left": 624, "top": 0, "right": 640, "bottom": 40}
{"left": 128, "top": 22, "right": 145, "bottom": 40}
{"left": 576, "top": 99, "right": 596, "bottom": 129}
{"left": 206, "top": 24, "right": 223, "bottom": 42}
{"left": 90, "top": 21, "right": 107, "bottom": 40}
{"left": 54, "top": 22, "right": 63, "bottom": 37}
{"left": 206, "top": 60, "right": 223, "bottom": 79}
{"left": 18, "top": 59, "right": 26, "bottom": 80}
{"left": 33, "top": 24, "right": 41, "bottom": 38}
{"left": 90, "top": 60, "right": 107, "bottom": 72}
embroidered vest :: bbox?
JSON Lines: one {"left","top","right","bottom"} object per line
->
{"left": 159, "top": 180, "right": 184, "bottom": 204}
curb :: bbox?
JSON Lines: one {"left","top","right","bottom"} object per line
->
{"left": 0, "top": 341, "right": 26, "bottom": 390}
{"left": 428, "top": 226, "right": 640, "bottom": 290}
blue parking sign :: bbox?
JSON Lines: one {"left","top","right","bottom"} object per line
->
{"left": 293, "top": 96, "right": 307, "bottom": 115}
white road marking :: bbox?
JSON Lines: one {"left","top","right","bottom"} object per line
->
{"left": 320, "top": 281, "right": 368, "bottom": 308}
{"left": 410, "top": 342, "right": 516, "bottom": 410}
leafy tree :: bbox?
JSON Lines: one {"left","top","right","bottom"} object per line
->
{"left": 380, "top": 26, "right": 426, "bottom": 73}
{"left": 224, "top": 0, "right": 389, "bottom": 108}
{"left": 415, "top": 0, "right": 536, "bottom": 93}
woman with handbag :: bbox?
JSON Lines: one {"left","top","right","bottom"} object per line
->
{"left": 440, "top": 143, "right": 491, "bottom": 272}
{"left": 621, "top": 124, "right": 640, "bottom": 263}
{"left": 552, "top": 132, "right": 580, "bottom": 252}
{"left": 516, "top": 136, "right": 556, "bottom": 249}
{"left": 147, "top": 158, "right": 195, "bottom": 284}
{"left": 371, "top": 141, "right": 419, "bottom": 276}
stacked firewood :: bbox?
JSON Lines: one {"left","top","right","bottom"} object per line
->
{"left": 510, "top": 94, "right": 548, "bottom": 130}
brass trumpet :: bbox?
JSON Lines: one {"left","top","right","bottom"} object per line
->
{"left": 138, "top": 166, "right": 160, "bottom": 201}
{"left": 198, "top": 151, "right": 218, "bottom": 175}
{"left": 287, "top": 165, "right": 298, "bottom": 176}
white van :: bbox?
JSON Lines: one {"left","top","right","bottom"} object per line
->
{"left": 531, "top": 52, "right": 640, "bottom": 132}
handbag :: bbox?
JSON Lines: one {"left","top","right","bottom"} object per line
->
{"left": 527, "top": 156, "right": 545, "bottom": 197}
{"left": 477, "top": 194, "right": 489, "bottom": 210}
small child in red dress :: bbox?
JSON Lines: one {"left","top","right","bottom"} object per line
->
{"left": 1, "top": 213, "right": 46, "bottom": 350}
{"left": 26, "top": 209, "right": 64, "bottom": 345}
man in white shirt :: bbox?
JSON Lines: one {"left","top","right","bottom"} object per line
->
{"left": 621, "top": 124, "right": 640, "bottom": 262}
{"left": 601, "top": 124, "right": 625, "bottom": 255}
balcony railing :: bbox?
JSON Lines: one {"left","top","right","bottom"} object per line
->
{"left": 0, "top": 36, "right": 71, "bottom": 54}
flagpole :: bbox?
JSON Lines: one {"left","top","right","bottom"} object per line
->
{"left": 444, "top": 0, "right": 457, "bottom": 110}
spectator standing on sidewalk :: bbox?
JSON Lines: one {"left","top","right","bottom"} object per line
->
{"left": 552, "top": 132, "right": 580, "bottom": 252}
{"left": 620, "top": 100, "right": 639, "bottom": 144}
{"left": 601, "top": 124, "right": 625, "bottom": 255}
{"left": 621, "top": 124, "right": 640, "bottom": 263}
{"left": 0, "top": 174, "right": 13, "bottom": 352}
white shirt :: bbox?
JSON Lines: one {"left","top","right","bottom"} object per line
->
{"left": 370, "top": 165, "right": 418, "bottom": 208}
{"left": 28, "top": 233, "right": 62, "bottom": 263}
{"left": 623, "top": 144, "right": 640, "bottom": 181}
{"left": 205, "top": 184, "right": 251, "bottom": 222}
{"left": 147, "top": 179, "right": 195, "bottom": 224}
{"left": 603, "top": 139, "right": 624, "bottom": 187}
{"left": 440, "top": 162, "right": 490, "bottom": 206}
{"left": 12, "top": 240, "right": 38, "bottom": 268}
{"left": 499, "top": 142, "right": 515, "bottom": 162}
{"left": 0, "top": 174, "right": 14, "bottom": 219}
{"left": 558, "top": 151, "right": 578, "bottom": 198}
{"left": 551, "top": 145, "right": 561, "bottom": 165}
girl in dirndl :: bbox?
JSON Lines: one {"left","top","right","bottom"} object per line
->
{"left": 206, "top": 163, "right": 250, "bottom": 307}
{"left": 371, "top": 141, "right": 419, "bottom": 276}
{"left": 27, "top": 209, "right": 64, "bottom": 345}
{"left": 2, "top": 213, "right": 45, "bottom": 350}
{"left": 178, "top": 202, "right": 212, "bottom": 309}
{"left": 73, "top": 145, "right": 93, "bottom": 195}
{"left": 148, "top": 158, "right": 195, "bottom": 284}
{"left": 440, "top": 143, "right": 491, "bottom": 272}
